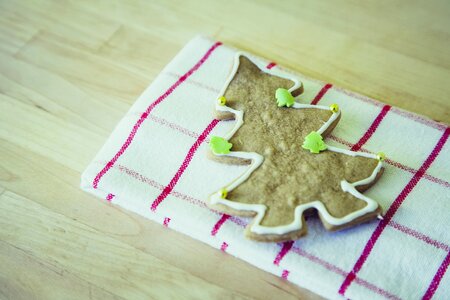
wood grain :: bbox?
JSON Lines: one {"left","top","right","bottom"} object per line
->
{"left": 0, "top": 0, "right": 449, "bottom": 299}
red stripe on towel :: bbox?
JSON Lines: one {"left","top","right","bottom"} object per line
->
{"left": 281, "top": 269, "right": 290, "bottom": 279}
{"left": 266, "top": 62, "right": 277, "bottom": 69}
{"left": 220, "top": 242, "right": 229, "bottom": 252}
{"left": 388, "top": 221, "right": 450, "bottom": 252}
{"left": 351, "top": 105, "right": 391, "bottom": 151}
{"left": 274, "top": 241, "right": 294, "bottom": 266}
{"left": 163, "top": 217, "right": 171, "bottom": 227}
{"left": 422, "top": 251, "right": 450, "bottom": 300}
{"left": 150, "top": 119, "right": 219, "bottom": 211}
{"left": 311, "top": 83, "right": 333, "bottom": 105}
{"left": 211, "top": 214, "right": 231, "bottom": 236}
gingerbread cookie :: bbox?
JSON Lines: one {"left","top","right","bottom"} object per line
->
{"left": 208, "top": 54, "right": 384, "bottom": 242}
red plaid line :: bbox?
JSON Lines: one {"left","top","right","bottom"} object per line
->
{"left": 388, "top": 220, "right": 450, "bottom": 252}
{"left": 211, "top": 214, "right": 231, "bottom": 236}
{"left": 164, "top": 71, "right": 221, "bottom": 94}
{"left": 148, "top": 114, "right": 202, "bottom": 140}
{"left": 92, "top": 41, "right": 222, "bottom": 189}
{"left": 274, "top": 241, "right": 294, "bottom": 266}
{"left": 423, "top": 252, "right": 450, "bottom": 300}
{"left": 350, "top": 105, "right": 391, "bottom": 151}
{"left": 163, "top": 217, "right": 171, "bottom": 227}
{"left": 266, "top": 62, "right": 277, "bottom": 69}
{"left": 220, "top": 242, "right": 229, "bottom": 252}
{"left": 339, "top": 127, "right": 450, "bottom": 296}
{"left": 311, "top": 83, "right": 333, "bottom": 105}
{"left": 150, "top": 119, "right": 219, "bottom": 211}
{"left": 281, "top": 269, "right": 290, "bottom": 279}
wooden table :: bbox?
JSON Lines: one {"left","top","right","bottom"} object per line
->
{"left": 1, "top": 1, "right": 449, "bottom": 299}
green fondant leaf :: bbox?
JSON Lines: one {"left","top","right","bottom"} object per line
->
{"left": 210, "top": 136, "right": 232, "bottom": 154}
{"left": 275, "top": 88, "right": 295, "bottom": 107}
{"left": 302, "top": 131, "right": 327, "bottom": 154}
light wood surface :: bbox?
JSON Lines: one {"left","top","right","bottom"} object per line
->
{"left": 1, "top": 1, "right": 449, "bottom": 299}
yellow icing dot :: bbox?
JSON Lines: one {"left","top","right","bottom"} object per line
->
{"left": 220, "top": 188, "right": 228, "bottom": 199}
{"left": 377, "top": 152, "right": 386, "bottom": 161}
{"left": 330, "top": 103, "right": 339, "bottom": 113}
{"left": 218, "top": 96, "right": 227, "bottom": 106}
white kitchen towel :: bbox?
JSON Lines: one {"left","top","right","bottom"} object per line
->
{"left": 81, "top": 36, "right": 450, "bottom": 300}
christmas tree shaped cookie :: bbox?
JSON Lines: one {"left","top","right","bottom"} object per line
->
{"left": 208, "top": 54, "right": 384, "bottom": 242}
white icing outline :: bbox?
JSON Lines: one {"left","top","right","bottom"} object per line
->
{"left": 209, "top": 52, "right": 383, "bottom": 236}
